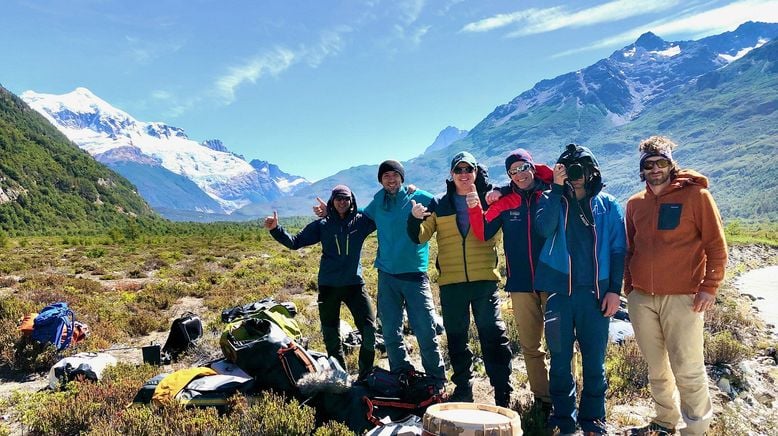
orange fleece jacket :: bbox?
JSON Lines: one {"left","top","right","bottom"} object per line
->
{"left": 624, "top": 169, "right": 727, "bottom": 295}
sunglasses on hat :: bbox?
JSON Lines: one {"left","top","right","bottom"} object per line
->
{"left": 641, "top": 158, "right": 671, "bottom": 170}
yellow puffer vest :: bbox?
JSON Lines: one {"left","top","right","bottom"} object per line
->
{"left": 410, "top": 194, "right": 501, "bottom": 286}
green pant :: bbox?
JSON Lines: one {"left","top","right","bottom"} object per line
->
{"left": 318, "top": 284, "right": 376, "bottom": 378}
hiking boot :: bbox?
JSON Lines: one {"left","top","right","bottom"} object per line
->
{"left": 534, "top": 398, "right": 553, "bottom": 419}
{"left": 581, "top": 418, "right": 607, "bottom": 435}
{"left": 449, "top": 385, "right": 473, "bottom": 402}
{"left": 626, "top": 422, "right": 676, "bottom": 435}
{"left": 495, "top": 390, "right": 511, "bottom": 408}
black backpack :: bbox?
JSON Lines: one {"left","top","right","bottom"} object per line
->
{"left": 161, "top": 312, "right": 203, "bottom": 360}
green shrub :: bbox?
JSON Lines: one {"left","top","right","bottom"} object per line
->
{"left": 704, "top": 331, "right": 752, "bottom": 365}
{"left": 606, "top": 338, "right": 649, "bottom": 399}
{"left": 313, "top": 420, "right": 355, "bottom": 436}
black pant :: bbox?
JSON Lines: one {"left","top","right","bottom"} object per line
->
{"left": 440, "top": 281, "right": 513, "bottom": 397}
{"left": 318, "top": 284, "right": 377, "bottom": 378}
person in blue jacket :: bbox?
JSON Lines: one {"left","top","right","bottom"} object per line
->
{"left": 264, "top": 184, "right": 377, "bottom": 379}
{"left": 534, "top": 144, "right": 626, "bottom": 436}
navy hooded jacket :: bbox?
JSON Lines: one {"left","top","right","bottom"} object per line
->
{"left": 270, "top": 192, "right": 376, "bottom": 287}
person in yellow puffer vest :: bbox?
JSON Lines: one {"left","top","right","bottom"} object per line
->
{"left": 407, "top": 151, "right": 513, "bottom": 407}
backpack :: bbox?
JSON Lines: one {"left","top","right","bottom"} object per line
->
{"left": 360, "top": 368, "right": 445, "bottom": 427}
{"left": 31, "top": 302, "right": 75, "bottom": 351}
{"left": 221, "top": 298, "right": 297, "bottom": 323}
{"left": 161, "top": 312, "right": 203, "bottom": 359}
{"left": 152, "top": 367, "right": 217, "bottom": 406}
{"left": 48, "top": 352, "right": 117, "bottom": 389}
{"left": 221, "top": 300, "right": 302, "bottom": 340}
{"left": 220, "top": 318, "right": 319, "bottom": 395}
{"left": 176, "top": 373, "right": 255, "bottom": 409}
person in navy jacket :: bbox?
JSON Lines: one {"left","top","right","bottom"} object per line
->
{"left": 534, "top": 144, "right": 626, "bottom": 436}
{"left": 469, "top": 148, "right": 553, "bottom": 414}
{"left": 265, "top": 184, "right": 377, "bottom": 379}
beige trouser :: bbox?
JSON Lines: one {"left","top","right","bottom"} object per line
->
{"left": 627, "top": 291, "right": 713, "bottom": 436}
{"left": 511, "top": 291, "right": 550, "bottom": 403}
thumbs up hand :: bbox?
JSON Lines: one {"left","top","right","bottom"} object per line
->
{"left": 466, "top": 184, "right": 480, "bottom": 208}
{"left": 264, "top": 210, "right": 279, "bottom": 230}
{"left": 411, "top": 200, "right": 431, "bottom": 219}
{"left": 312, "top": 197, "right": 328, "bottom": 218}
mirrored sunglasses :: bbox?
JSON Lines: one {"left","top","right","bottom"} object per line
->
{"left": 452, "top": 166, "right": 475, "bottom": 174}
{"left": 641, "top": 159, "right": 671, "bottom": 170}
{"left": 507, "top": 163, "right": 533, "bottom": 176}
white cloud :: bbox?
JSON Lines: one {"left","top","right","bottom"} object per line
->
{"left": 305, "top": 27, "right": 350, "bottom": 67}
{"left": 214, "top": 48, "right": 296, "bottom": 105}
{"left": 124, "top": 35, "right": 185, "bottom": 64}
{"left": 398, "top": 0, "right": 426, "bottom": 25}
{"left": 461, "top": 0, "right": 680, "bottom": 36}
{"left": 552, "top": 0, "right": 778, "bottom": 58}
{"left": 213, "top": 27, "right": 353, "bottom": 105}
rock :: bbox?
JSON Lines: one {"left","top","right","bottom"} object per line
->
{"left": 718, "top": 377, "right": 733, "bottom": 396}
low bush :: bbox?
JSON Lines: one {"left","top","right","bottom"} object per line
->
{"left": 605, "top": 338, "right": 649, "bottom": 399}
{"left": 704, "top": 331, "right": 752, "bottom": 365}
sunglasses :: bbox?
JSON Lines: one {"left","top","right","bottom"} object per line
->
{"left": 507, "top": 163, "right": 533, "bottom": 176}
{"left": 452, "top": 166, "right": 475, "bottom": 174}
{"left": 334, "top": 196, "right": 351, "bottom": 202}
{"left": 641, "top": 159, "right": 671, "bottom": 170}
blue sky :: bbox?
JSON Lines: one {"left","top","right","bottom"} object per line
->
{"left": 2, "top": 0, "right": 777, "bottom": 181}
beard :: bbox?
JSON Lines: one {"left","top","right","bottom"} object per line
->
{"left": 646, "top": 171, "right": 671, "bottom": 186}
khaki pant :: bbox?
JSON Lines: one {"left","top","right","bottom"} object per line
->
{"left": 511, "top": 291, "right": 550, "bottom": 403}
{"left": 627, "top": 291, "right": 713, "bottom": 436}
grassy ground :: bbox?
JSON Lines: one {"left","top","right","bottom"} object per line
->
{"left": 0, "top": 222, "right": 776, "bottom": 435}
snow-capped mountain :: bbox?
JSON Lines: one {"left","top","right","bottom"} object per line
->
{"left": 21, "top": 88, "right": 309, "bottom": 217}
{"left": 423, "top": 126, "right": 469, "bottom": 154}
{"left": 477, "top": 22, "right": 778, "bottom": 134}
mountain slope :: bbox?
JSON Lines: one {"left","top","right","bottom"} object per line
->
{"left": 0, "top": 85, "right": 157, "bottom": 233}
{"left": 286, "top": 22, "right": 778, "bottom": 221}
{"left": 21, "top": 88, "right": 309, "bottom": 219}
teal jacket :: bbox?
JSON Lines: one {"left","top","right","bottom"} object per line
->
{"left": 363, "top": 185, "right": 433, "bottom": 274}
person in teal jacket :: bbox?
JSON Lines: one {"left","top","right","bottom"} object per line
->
{"left": 362, "top": 160, "right": 446, "bottom": 383}
{"left": 265, "top": 185, "right": 377, "bottom": 379}
{"left": 534, "top": 144, "right": 626, "bottom": 436}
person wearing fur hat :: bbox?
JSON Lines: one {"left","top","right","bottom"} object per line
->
{"left": 407, "top": 151, "right": 513, "bottom": 407}
{"left": 468, "top": 148, "right": 554, "bottom": 415}
{"left": 534, "top": 144, "right": 626, "bottom": 436}
{"left": 264, "top": 184, "right": 377, "bottom": 379}
{"left": 624, "top": 136, "right": 727, "bottom": 436}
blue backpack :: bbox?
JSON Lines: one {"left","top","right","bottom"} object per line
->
{"left": 32, "top": 302, "right": 75, "bottom": 351}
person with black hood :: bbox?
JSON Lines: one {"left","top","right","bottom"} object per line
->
{"left": 264, "top": 184, "right": 377, "bottom": 380}
{"left": 534, "top": 144, "right": 626, "bottom": 436}
{"left": 468, "top": 148, "right": 554, "bottom": 414}
{"left": 407, "top": 151, "right": 513, "bottom": 407}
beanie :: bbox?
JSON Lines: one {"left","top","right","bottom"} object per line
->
{"left": 330, "top": 184, "right": 352, "bottom": 199}
{"left": 377, "top": 160, "right": 405, "bottom": 183}
{"left": 505, "top": 148, "right": 535, "bottom": 172}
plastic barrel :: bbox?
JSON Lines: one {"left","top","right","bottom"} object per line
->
{"left": 422, "top": 402, "right": 522, "bottom": 436}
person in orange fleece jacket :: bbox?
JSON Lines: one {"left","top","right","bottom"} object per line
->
{"left": 624, "top": 136, "right": 728, "bottom": 436}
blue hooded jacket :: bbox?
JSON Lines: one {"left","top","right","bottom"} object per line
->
{"left": 270, "top": 191, "right": 375, "bottom": 287}
{"left": 533, "top": 147, "right": 626, "bottom": 299}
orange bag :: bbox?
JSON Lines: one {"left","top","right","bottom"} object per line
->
{"left": 18, "top": 312, "right": 38, "bottom": 336}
